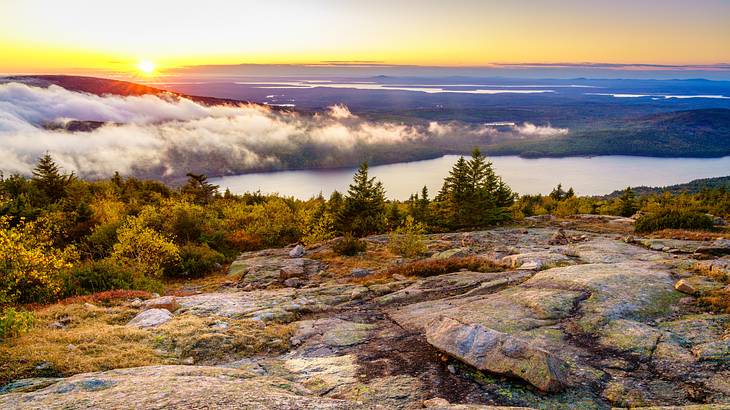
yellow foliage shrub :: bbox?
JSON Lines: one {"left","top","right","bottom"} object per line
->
{"left": 110, "top": 216, "right": 180, "bottom": 277}
{"left": 0, "top": 217, "right": 76, "bottom": 305}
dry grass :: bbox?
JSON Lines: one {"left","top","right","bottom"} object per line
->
{"left": 699, "top": 289, "right": 730, "bottom": 314}
{"left": 311, "top": 243, "right": 400, "bottom": 277}
{"left": 0, "top": 302, "right": 165, "bottom": 385}
{"left": 648, "top": 228, "right": 730, "bottom": 241}
{"left": 1, "top": 291, "right": 294, "bottom": 384}
{"left": 156, "top": 314, "right": 294, "bottom": 364}
{"left": 385, "top": 256, "right": 502, "bottom": 279}
{"left": 52, "top": 290, "right": 153, "bottom": 307}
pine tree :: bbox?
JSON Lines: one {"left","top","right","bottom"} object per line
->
{"left": 495, "top": 178, "right": 516, "bottom": 208}
{"left": 550, "top": 184, "right": 566, "bottom": 201}
{"left": 566, "top": 187, "right": 575, "bottom": 199}
{"left": 618, "top": 187, "right": 638, "bottom": 217}
{"left": 181, "top": 173, "right": 219, "bottom": 204}
{"left": 32, "top": 153, "right": 72, "bottom": 202}
{"left": 338, "top": 162, "right": 387, "bottom": 237}
{"left": 437, "top": 148, "right": 513, "bottom": 229}
{"left": 386, "top": 201, "right": 403, "bottom": 230}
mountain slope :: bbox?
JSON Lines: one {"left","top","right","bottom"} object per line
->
{"left": 488, "top": 108, "right": 730, "bottom": 158}
{"left": 1, "top": 75, "right": 252, "bottom": 106}
{"left": 603, "top": 175, "right": 730, "bottom": 198}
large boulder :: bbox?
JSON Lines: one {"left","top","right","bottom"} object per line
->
{"left": 127, "top": 308, "right": 172, "bottom": 328}
{"left": 425, "top": 317, "right": 567, "bottom": 392}
{"left": 289, "top": 244, "right": 306, "bottom": 258}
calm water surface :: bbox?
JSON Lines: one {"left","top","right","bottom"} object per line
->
{"left": 210, "top": 155, "right": 730, "bottom": 199}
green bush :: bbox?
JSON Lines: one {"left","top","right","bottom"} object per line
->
{"left": 635, "top": 210, "right": 715, "bottom": 233}
{"left": 0, "top": 308, "right": 35, "bottom": 340}
{"left": 84, "top": 221, "right": 121, "bottom": 259}
{"left": 165, "top": 244, "right": 226, "bottom": 278}
{"left": 388, "top": 216, "right": 427, "bottom": 258}
{"left": 60, "top": 259, "right": 163, "bottom": 296}
{"left": 333, "top": 233, "right": 367, "bottom": 256}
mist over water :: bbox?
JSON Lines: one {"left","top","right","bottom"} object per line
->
{"left": 211, "top": 155, "right": 730, "bottom": 199}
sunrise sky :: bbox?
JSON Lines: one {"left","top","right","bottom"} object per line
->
{"left": 2, "top": 0, "right": 729, "bottom": 74}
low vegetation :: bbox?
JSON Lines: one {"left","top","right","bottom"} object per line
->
{"left": 385, "top": 256, "right": 503, "bottom": 278}
{"left": 1, "top": 151, "right": 728, "bottom": 347}
{"left": 635, "top": 210, "right": 715, "bottom": 233}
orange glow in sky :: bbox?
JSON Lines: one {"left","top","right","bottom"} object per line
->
{"left": 1, "top": 0, "right": 729, "bottom": 74}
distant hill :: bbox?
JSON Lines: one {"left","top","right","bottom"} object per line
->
{"left": 488, "top": 108, "right": 730, "bottom": 158}
{"left": 603, "top": 175, "right": 730, "bottom": 198}
{"left": 1, "top": 75, "right": 254, "bottom": 107}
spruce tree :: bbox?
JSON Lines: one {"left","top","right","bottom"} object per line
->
{"left": 618, "top": 187, "right": 638, "bottom": 217}
{"left": 32, "top": 153, "right": 72, "bottom": 202}
{"left": 550, "top": 184, "right": 566, "bottom": 201}
{"left": 338, "top": 162, "right": 386, "bottom": 237}
{"left": 437, "top": 148, "right": 514, "bottom": 229}
{"left": 386, "top": 201, "right": 403, "bottom": 230}
{"left": 181, "top": 173, "right": 219, "bottom": 204}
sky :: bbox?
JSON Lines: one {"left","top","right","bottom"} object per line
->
{"left": 1, "top": 0, "right": 729, "bottom": 74}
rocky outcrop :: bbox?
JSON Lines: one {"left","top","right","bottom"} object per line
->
{"left": 4, "top": 226, "right": 730, "bottom": 408}
{"left": 426, "top": 317, "right": 567, "bottom": 392}
{"left": 127, "top": 308, "right": 172, "bottom": 328}
{"left": 0, "top": 366, "right": 373, "bottom": 409}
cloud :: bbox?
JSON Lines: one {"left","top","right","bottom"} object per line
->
{"left": 0, "top": 82, "right": 568, "bottom": 180}
{"left": 511, "top": 122, "right": 568, "bottom": 137}
{"left": 326, "top": 104, "right": 356, "bottom": 119}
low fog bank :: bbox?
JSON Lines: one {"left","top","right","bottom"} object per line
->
{"left": 0, "top": 82, "right": 568, "bottom": 180}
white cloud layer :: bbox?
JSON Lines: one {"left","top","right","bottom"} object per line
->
{"left": 0, "top": 83, "right": 568, "bottom": 180}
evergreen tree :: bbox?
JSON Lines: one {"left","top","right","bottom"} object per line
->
{"left": 386, "top": 201, "right": 403, "bottom": 230}
{"left": 338, "top": 162, "right": 386, "bottom": 237}
{"left": 550, "top": 184, "right": 566, "bottom": 201}
{"left": 495, "top": 178, "right": 516, "bottom": 208}
{"left": 437, "top": 148, "right": 513, "bottom": 228}
{"left": 618, "top": 187, "right": 638, "bottom": 217}
{"left": 566, "top": 187, "right": 575, "bottom": 199}
{"left": 411, "top": 185, "right": 431, "bottom": 225}
{"left": 32, "top": 153, "right": 73, "bottom": 203}
{"left": 181, "top": 173, "right": 219, "bottom": 204}
{"left": 328, "top": 190, "right": 344, "bottom": 222}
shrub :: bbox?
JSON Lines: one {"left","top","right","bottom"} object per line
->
{"left": 635, "top": 210, "right": 714, "bottom": 233}
{"left": 0, "top": 216, "right": 76, "bottom": 305}
{"left": 111, "top": 216, "right": 180, "bottom": 277}
{"left": 224, "top": 229, "right": 263, "bottom": 252}
{"left": 165, "top": 244, "right": 226, "bottom": 278}
{"left": 385, "top": 256, "right": 502, "bottom": 278}
{"left": 333, "top": 233, "right": 368, "bottom": 256}
{"left": 60, "top": 259, "right": 163, "bottom": 297}
{"left": 245, "top": 198, "right": 301, "bottom": 247}
{"left": 388, "top": 216, "right": 427, "bottom": 258}
{"left": 301, "top": 206, "right": 337, "bottom": 246}
{"left": 83, "top": 221, "right": 121, "bottom": 259}
{"left": 0, "top": 308, "right": 35, "bottom": 340}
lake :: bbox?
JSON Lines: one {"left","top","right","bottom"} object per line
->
{"left": 210, "top": 155, "right": 730, "bottom": 199}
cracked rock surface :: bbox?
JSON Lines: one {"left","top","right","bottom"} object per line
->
{"left": 2, "top": 224, "right": 729, "bottom": 409}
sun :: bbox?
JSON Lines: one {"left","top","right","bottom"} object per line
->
{"left": 137, "top": 60, "right": 156, "bottom": 75}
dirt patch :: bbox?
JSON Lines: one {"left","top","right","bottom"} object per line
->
{"left": 354, "top": 312, "right": 492, "bottom": 405}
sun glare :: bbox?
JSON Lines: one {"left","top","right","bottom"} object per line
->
{"left": 137, "top": 60, "right": 156, "bottom": 75}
